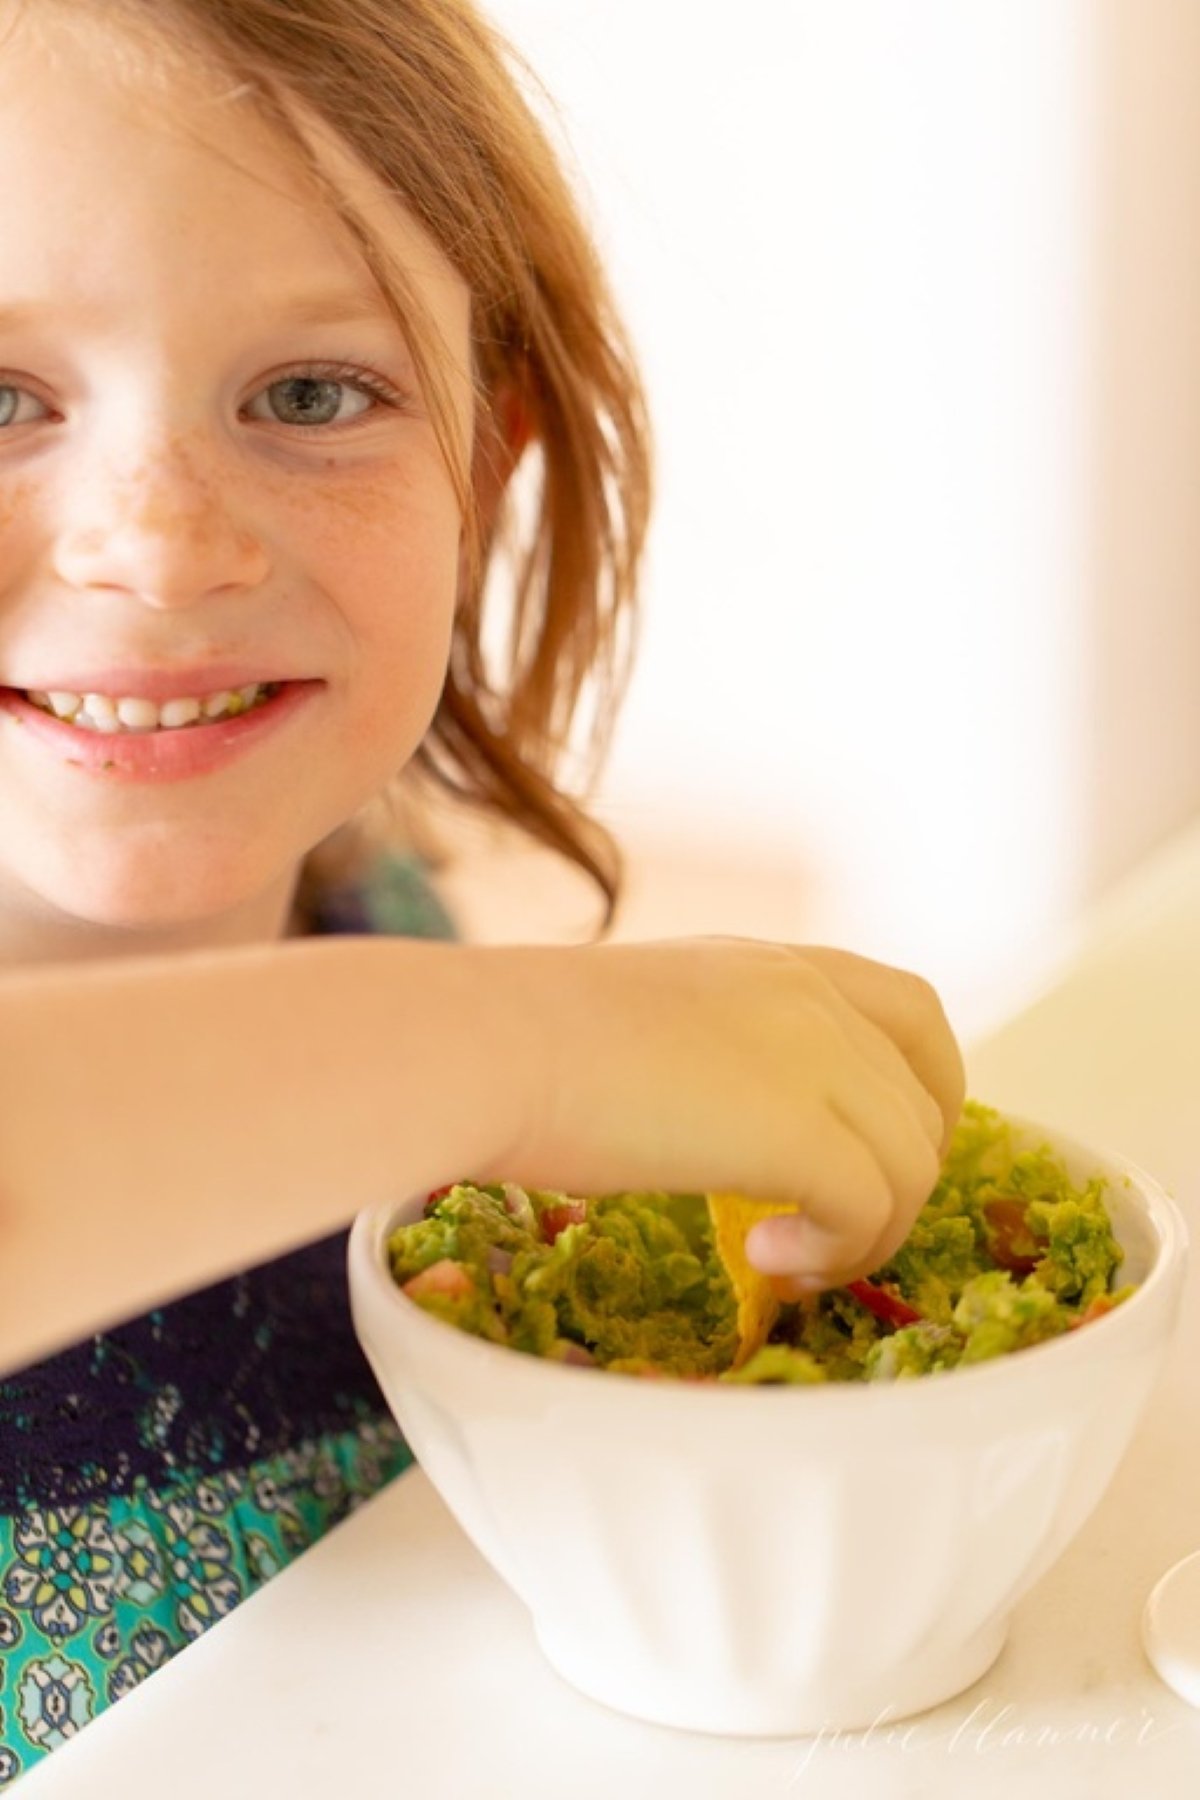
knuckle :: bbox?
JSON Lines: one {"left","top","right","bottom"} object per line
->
{"left": 856, "top": 1163, "right": 895, "bottom": 1245}
{"left": 892, "top": 964, "right": 944, "bottom": 1022}
{"left": 775, "top": 943, "right": 834, "bottom": 983}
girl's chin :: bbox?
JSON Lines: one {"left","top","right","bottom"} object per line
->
{"left": 13, "top": 858, "right": 302, "bottom": 946}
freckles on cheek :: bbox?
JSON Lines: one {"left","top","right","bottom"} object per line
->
{"left": 313, "top": 457, "right": 461, "bottom": 533}
{"left": 0, "top": 479, "right": 32, "bottom": 547}
{"left": 299, "top": 468, "right": 463, "bottom": 619}
{"left": 0, "top": 481, "right": 37, "bottom": 605}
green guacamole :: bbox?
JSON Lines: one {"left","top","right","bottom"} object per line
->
{"left": 385, "top": 1102, "right": 1134, "bottom": 1383}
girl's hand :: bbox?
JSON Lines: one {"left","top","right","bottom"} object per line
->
{"left": 0, "top": 933, "right": 960, "bottom": 1368}
{"left": 493, "top": 938, "right": 965, "bottom": 1293}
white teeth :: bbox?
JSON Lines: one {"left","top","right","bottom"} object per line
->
{"left": 158, "top": 697, "right": 202, "bottom": 729}
{"left": 24, "top": 684, "right": 278, "bottom": 732}
{"left": 81, "top": 695, "right": 120, "bottom": 732}
{"left": 115, "top": 697, "right": 159, "bottom": 732}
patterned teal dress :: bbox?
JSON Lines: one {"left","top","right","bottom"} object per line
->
{"left": 0, "top": 853, "right": 457, "bottom": 1783}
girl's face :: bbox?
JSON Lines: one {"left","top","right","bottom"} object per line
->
{"left": 0, "top": 14, "right": 473, "bottom": 961}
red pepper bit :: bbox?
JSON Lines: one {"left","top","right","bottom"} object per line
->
{"left": 540, "top": 1199, "right": 589, "bottom": 1244}
{"left": 845, "top": 1279, "right": 924, "bottom": 1329}
{"left": 983, "top": 1195, "right": 1044, "bottom": 1275}
{"left": 423, "top": 1182, "right": 467, "bottom": 1215}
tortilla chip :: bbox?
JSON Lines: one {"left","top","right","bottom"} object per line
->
{"left": 708, "top": 1193, "right": 798, "bottom": 1369}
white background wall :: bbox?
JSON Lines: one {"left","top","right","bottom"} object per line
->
{"left": 471, "top": 0, "right": 1200, "bottom": 1037}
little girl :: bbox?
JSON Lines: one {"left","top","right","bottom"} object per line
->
{"left": 0, "top": 0, "right": 964, "bottom": 1776}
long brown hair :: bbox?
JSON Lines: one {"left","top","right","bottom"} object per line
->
{"left": 34, "top": 0, "right": 653, "bottom": 928}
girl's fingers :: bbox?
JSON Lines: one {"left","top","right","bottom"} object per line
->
{"left": 827, "top": 986, "right": 949, "bottom": 1152}
{"left": 827, "top": 1080, "right": 941, "bottom": 1238}
{"left": 814, "top": 977, "right": 946, "bottom": 1154}
{"left": 744, "top": 1112, "right": 893, "bottom": 1280}
{"left": 743, "top": 1026, "right": 942, "bottom": 1288}
{"left": 800, "top": 947, "right": 966, "bottom": 1152}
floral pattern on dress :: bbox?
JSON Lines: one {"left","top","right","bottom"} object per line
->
{"left": 5, "top": 1508, "right": 118, "bottom": 1640}
{"left": 107, "top": 1624, "right": 173, "bottom": 1704}
{"left": 163, "top": 1503, "right": 244, "bottom": 1642}
{"left": 0, "top": 1415, "right": 413, "bottom": 1774}
{"left": 112, "top": 1516, "right": 167, "bottom": 1606}
{"left": 16, "top": 1651, "right": 96, "bottom": 1751}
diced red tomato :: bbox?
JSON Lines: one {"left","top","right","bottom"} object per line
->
{"left": 540, "top": 1200, "right": 588, "bottom": 1244}
{"left": 845, "top": 1279, "right": 924, "bottom": 1329}
{"left": 983, "top": 1196, "right": 1043, "bottom": 1275}
{"left": 402, "top": 1259, "right": 476, "bottom": 1301}
{"left": 424, "top": 1184, "right": 458, "bottom": 1213}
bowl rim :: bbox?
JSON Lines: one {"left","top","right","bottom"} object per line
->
{"left": 348, "top": 1111, "right": 1188, "bottom": 1409}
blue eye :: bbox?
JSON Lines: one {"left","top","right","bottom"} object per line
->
{"left": 247, "top": 363, "right": 408, "bottom": 431}
{"left": 0, "top": 384, "right": 46, "bottom": 429}
{"left": 256, "top": 375, "right": 372, "bottom": 428}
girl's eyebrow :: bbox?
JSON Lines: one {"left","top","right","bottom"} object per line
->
{"left": 262, "top": 290, "right": 398, "bottom": 329}
{"left": 0, "top": 289, "right": 396, "bottom": 331}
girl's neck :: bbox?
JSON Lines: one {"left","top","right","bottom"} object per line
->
{"left": 0, "top": 869, "right": 303, "bottom": 969}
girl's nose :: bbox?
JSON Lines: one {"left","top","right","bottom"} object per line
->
{"left": 52, "top": 449, "right": 272, "bottom": 608}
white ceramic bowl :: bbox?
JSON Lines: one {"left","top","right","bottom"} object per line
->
{"left": 348, "top": 1117, "right": 1187, "bottom": 1736}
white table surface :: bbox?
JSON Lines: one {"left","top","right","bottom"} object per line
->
{"left": 21, "top": 818, "right": 1200, "bottom": 1798}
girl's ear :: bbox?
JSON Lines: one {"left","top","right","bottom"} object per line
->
{"left": 472, "top": 373, "right": 535, "bottom": 534}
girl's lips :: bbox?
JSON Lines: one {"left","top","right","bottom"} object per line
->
{"left": 0, "top": 680, "right": 323, "bottom": 782}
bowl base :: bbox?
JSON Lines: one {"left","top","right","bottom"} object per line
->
{"left": 532, "top": 1613, "right": 1010, "bottom": 1739}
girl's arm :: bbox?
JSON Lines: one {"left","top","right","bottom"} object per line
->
{"left": 0, "top": 935, "right": 964, "bottom": 1372}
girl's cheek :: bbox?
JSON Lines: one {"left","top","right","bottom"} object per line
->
{"left": 0, "top": 478, "right": 31, "bottom": 543}
{"left": 287, "top": 466, "right": 464, "bottom": 580}
{"left": 0, "top": 481, "right": 37, "bottom": 595}
{"left": 310, "top": 453, "right": 462, "bottom": 530}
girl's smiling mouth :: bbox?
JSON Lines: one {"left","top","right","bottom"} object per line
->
{"left": 26, "top": 682, "right": 280, "bottom": 731}
{"left": 0, "top": 678, "right": 322, "bottom": 780}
